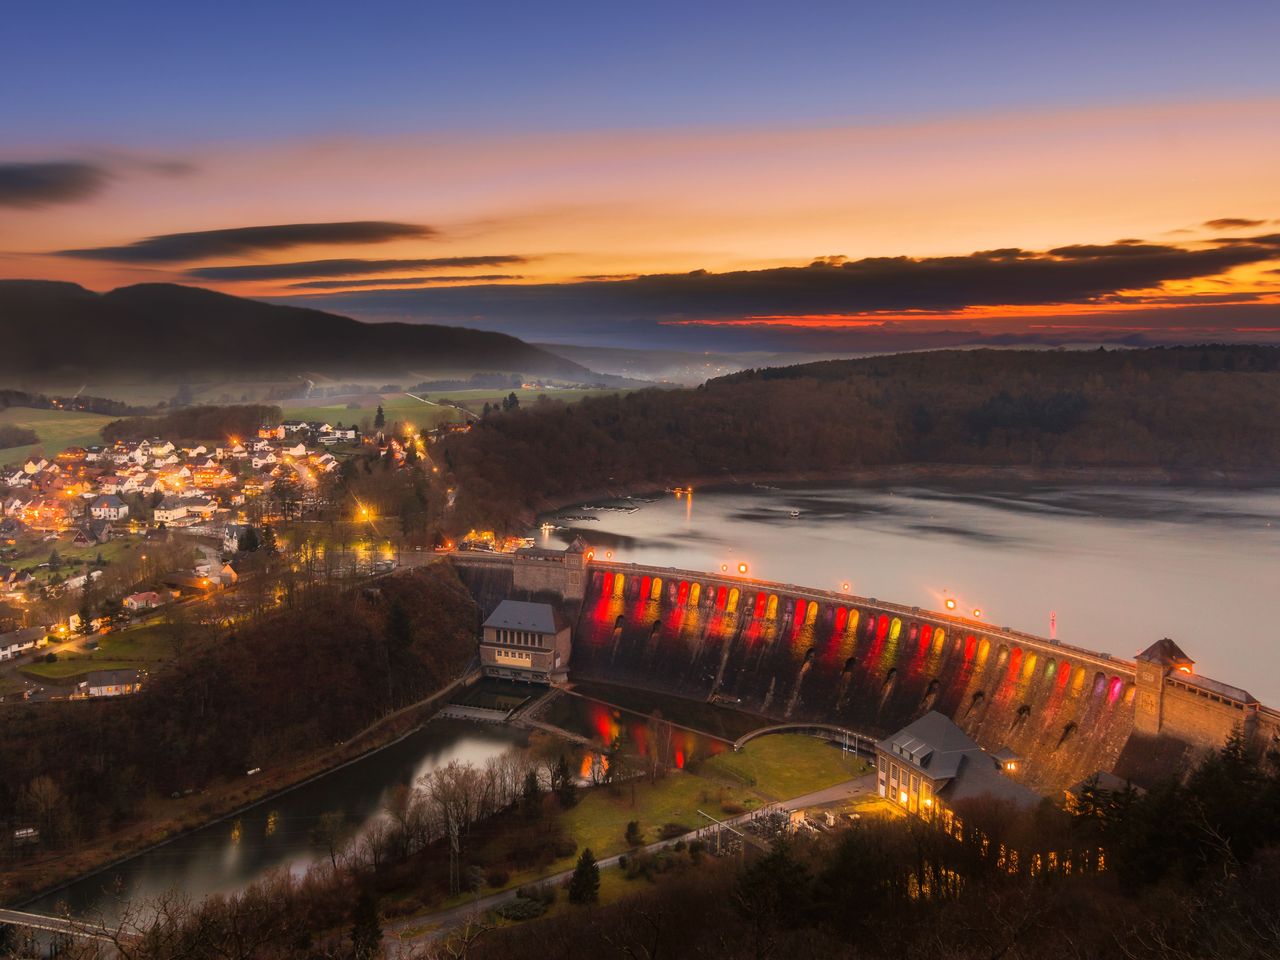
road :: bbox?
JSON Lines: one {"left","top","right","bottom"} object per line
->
{"left": 384, "top": 772, "right": 877, "bottom": 954}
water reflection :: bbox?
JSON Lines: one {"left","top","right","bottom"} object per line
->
{"left": 27, "top": 720, "right": 526, "bottom": 922}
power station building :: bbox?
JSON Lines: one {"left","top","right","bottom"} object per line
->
{"left": 875, "top": 711, "right": 1037, "bottom": 822}
{"left": 479, "top": 599, "right": 572, "bottom": 683}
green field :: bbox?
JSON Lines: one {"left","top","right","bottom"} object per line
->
{"left": 19, "top": 623, "right": 174, "bottom": 682}
{"left": 555, "top": 734, "right": 864, "bottom": 866}
{"left": 282, "top": 386, "right": 629, "bottom": 434}
{"left": 0, "top": 407, "right": 114, "bottom": 464}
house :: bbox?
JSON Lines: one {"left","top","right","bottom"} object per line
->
{"left": 223, "top": 523, "right": 255, "bottom": 553}
{"left": 258, "top": 425, "right": 285, "bottom": 440}
{"left": 153, "top": 498, "right": 188, "bottom": 523}
{"left": 0, "top": 517, "right": 27, "bottom": 543}
{"left": 0, "top": 627, "right": 46, "bottom": 662}
{"left": 185, "top": 498, "right": 217, "bottom": 519}
{"left": 875, "top": 712, "right": 1039, "bottom": 826}
{"left": 281, "top": 420, "right": 309, "bottom": 433}
{"left": 251, "top": 452, "right": 278, "bottom": 469}
{"left": 23, "top": 457, "right": 48, "bottom": 475}
{"left": 63, "top": 569, "right": 103, "bottom": 592}
{"left": 90, "top": 494, "right": 129, "bottom": 521}
{"left": 161, "top": 571, "right": 217, "bottom": 593}
{"left": 479, "top": 599, "right": 572, "bottom": 683}
{"left": 123, "top": 591, "right": 162, "bottom": 612}
{"left": 71, "top": 519, "right": 113, "bottom": 546}
{"left": 84, "top": 668, "right": 142, "bottom": 697}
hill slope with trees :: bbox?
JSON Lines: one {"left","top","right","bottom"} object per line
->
{"left": 0, "top": 281, "right": 602, "bottom": 381}
{"left": 442, "top": 345, "right": 1280, "bottom": 530}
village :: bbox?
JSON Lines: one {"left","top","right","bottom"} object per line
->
{"left": 0, "top": 416, "right": 472, "bottom": 705}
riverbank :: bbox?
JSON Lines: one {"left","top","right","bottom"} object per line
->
{"left": 3, "top": 669, "right": 480, "bottom": 908}
{"left": 512, "top": 462, "right": 1280, "bottom": 529}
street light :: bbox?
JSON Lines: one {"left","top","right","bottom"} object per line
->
{"left": 944, "top": 598, "right": 956, "bottom": 611}
{"left": 737, "top": 562, "right": 749, "bottom": 575}
{"left": 972, "top": 609, "right": 982, "bottom": 619}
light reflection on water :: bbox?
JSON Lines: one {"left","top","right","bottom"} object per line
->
{"left": 540, "top": 483, "right": 1280, "bottom": 703}
{"left": 26, "top": 720, "right": 527, "bottom": 923}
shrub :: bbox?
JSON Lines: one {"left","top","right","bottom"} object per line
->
{"left": 659, "top": 822, "right": 691, "bottom": 840}
{"left": 553, "top": 837, "right": 577, "bottom": 858}
{"left": 720, "top": 801, "right": 746, "bottom": 816}
{"left": 486, "top": 867, "right": 510, "bottom": 888}
{"left": 494, "top": 897, "right": 547, "bottom": 921}
{"left": 625, "top": 820, "right": 644, "bottom": 846}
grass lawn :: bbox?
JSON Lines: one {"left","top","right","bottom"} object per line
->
{"left": 704, "top": 734, "right": 871, "bottom": 800}
{"left": 0, "top": 407, "right": 114, "bottom": 464}
{"left": 554, "top": 734, "right": 864, "bottom": 866}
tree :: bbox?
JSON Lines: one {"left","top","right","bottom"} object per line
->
{"left": 48, "top": 549, "right": 61, "bottom": 570}
{"left": 568, "top": 848, "right": 599, "bottom": 904}
{"left": 349, "top": 889, "right": 382, "bottom": 960}
{"left": 552, "top": 753, "right": 578, "bottom": 809}
{"left": 521, "top": 768, "right": 542, "bottom": 819}
{"left": 625, "top": 820, "right": 644, "bottom": 846}
{"left": 237, "top": 526, "right": 261, "bottom": 553}
{"left": 374, "top": 405, "right": 386, "bottom": 431}
{"left": 260, "top": 525, "right": 279, "bottom": 555}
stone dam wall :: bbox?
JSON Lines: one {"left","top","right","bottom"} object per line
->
{"left": 451, "top": 556, "right": 1280, "bottom": 794}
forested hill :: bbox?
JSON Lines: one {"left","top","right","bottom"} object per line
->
{"left": 442, "top": 345, "right": 1280, "bottom": 530}
{"left": 0, "top": 281, "right": 600, "bottom": 380}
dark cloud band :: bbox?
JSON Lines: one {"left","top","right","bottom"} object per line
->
{"left": 0, "top": 162, "right": 107, "bottom": 208}
{"left": 56, "top": 221, "right": 432, "bottom": 263}
{"left": 288, "top": 274, "right": 523, "bottom": 289}
{"left": 189, "top": 255, "right": 526, "bottom": 281}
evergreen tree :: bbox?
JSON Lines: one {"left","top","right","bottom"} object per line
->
{"left": 259, "top": 525, "right": 279, "bottom": 555}
{"left": 237, "top": 526, "right": 261, "bottom": 553}
{"left": 554, "top": 753, "right": 578, "bottom": 809}
{"left": 373, "top": 405, "right": 386, "bottom": 430}
{"left": 48, "top": 549, "right": 61, "bottom": 569}
{"left": 349, "top": 889, "right": 382, "bottom": 960}
{"left": 522, "top": 769, "right": 542, "bottom": 819}
{"left": 568, "top": 848, "right": 599, "bottom": 904}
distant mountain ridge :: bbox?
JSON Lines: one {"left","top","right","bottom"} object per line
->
{"left": 0, "top": 281, "right": 604, "bottom": 381}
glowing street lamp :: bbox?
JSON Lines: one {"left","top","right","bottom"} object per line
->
{"left": 972, "top": 609, "right": 983, "bottom": 619}
{"left": 841, "top": 582, "right": 850, "bottom": 592}
{"left": 944, "top": 598, "right": 956, "bottom": 611}
{"left": 737, "top": 562, "right": 749, "bottom": 575}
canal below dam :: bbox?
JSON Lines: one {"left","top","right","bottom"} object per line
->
{"left": 538, "top": 481, "right": 1280, "bottom": 704}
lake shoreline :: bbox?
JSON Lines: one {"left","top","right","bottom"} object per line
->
{"left": 516, "top": 463, "right": 1280, "bottom": 528}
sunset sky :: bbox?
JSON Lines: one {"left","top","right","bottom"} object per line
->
{"left": 4, "top": 1, "right": 1280, "bottom": 350}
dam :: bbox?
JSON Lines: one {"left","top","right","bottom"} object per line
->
{"left": 451, "top": 548, "right": 1280, "bottom": 795}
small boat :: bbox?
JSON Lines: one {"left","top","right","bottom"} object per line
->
{"left": 789, "top": 509, "right": 801, "bottom": 519}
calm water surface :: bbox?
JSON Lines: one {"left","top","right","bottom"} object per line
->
{"left": 29, "top": 720, "right": 526, "bottom": 922}
{"left": 539, "top": 483, "right": 1280, "bottom": 703}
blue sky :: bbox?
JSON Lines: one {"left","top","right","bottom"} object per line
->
{"left": 6, "top": 1, "right": 1280, "bottom": 141}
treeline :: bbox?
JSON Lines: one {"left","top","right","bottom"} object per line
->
{"left": 0, "top": 565, "right": 477, "bottom": 860}
{"left": 0, "top": 426, "right": 38, "bottom": 448}
{"left": 0, "top": 389, "right": 141, "bottom": 417}
{"left": 100, "top": 404, "right": 283, "bottom": 443}
{"left": 442, "top": 346, "right": 1280, "bottom": 530}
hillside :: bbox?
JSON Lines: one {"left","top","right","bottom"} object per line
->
{"left": 441, "top": 345, "right": 1280, "bottom": 530}
{"left": 0, "top": 281, "right": 604, "bottom": 381}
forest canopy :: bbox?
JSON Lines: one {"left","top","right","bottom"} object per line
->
{"left": 442, "top": 345, "right": 1280, "bottom": 531}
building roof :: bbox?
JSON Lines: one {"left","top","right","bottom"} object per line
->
{"left": 877, "top": 710, "right": 984, "bottom": 782}
{"left": 483, "top": 599, "right": 564, "bottom": 634}
{"left": 1179, "top": 672, "right": 1256, "bottom": 706}
{"left": 0, "top": 627, "right": 46, "bottom": 648}
{"left": 1066, "top": 770, "right": 1143, "bottom": 797}
{"left": 92, "top": 494, "right": 125, "bottom": 507}
{"left": 1136, "top": 637, "right": 1194, "bottom": 667}
{"left": 86, "top": 668, "right": 141, "bottom": 687}
{"left": 877, "top": 711, "right": 1039, "bottom": 810}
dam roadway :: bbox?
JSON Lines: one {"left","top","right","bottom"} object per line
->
{"left": 453, "top": 552, "right": 1280, "bottom": 793}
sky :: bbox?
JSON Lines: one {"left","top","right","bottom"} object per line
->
{"left": 3, "top": 0, "right": 1280, "bottom": 350}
